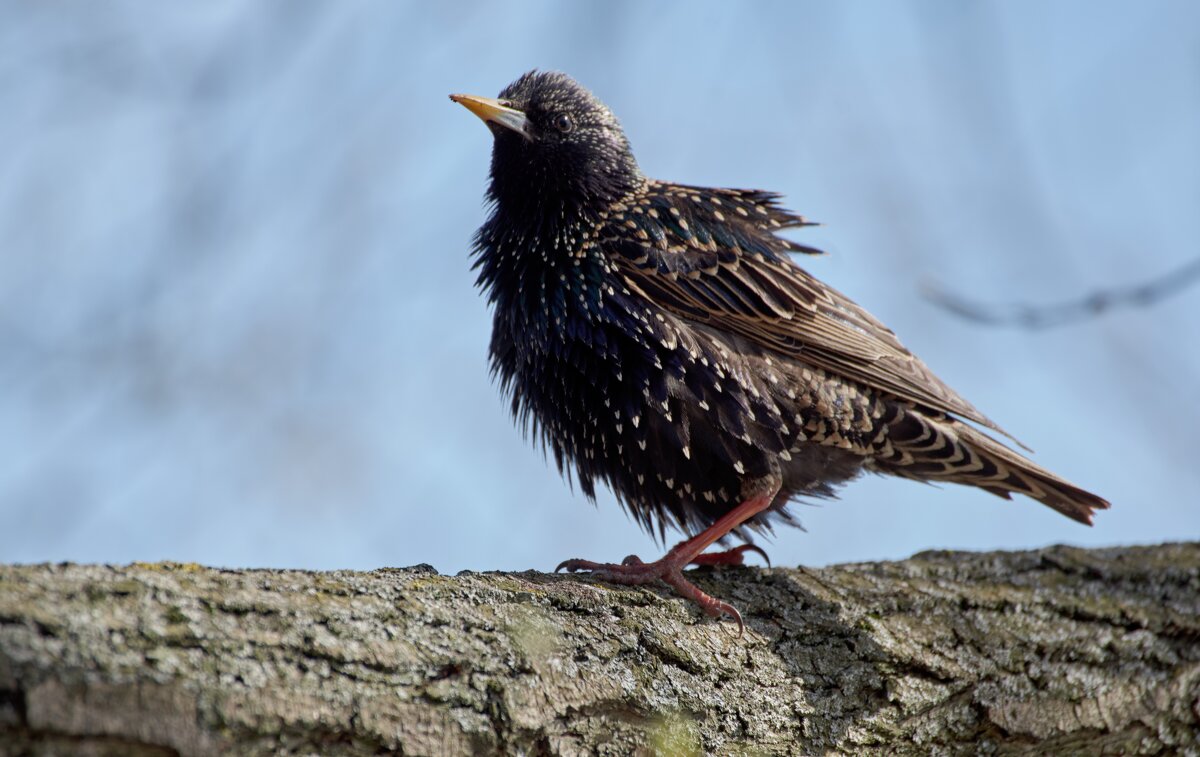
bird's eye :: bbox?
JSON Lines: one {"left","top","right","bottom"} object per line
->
{"left": 554, "top": 113, "right": 574, "bottom": 133}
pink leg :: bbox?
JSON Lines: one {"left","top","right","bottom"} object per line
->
{"left": 556, "top": 478, "right": 780, "bottom": 636}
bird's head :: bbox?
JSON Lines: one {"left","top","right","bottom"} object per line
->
{"left": 452, "top": 71, "right": 643, "bottom": 224}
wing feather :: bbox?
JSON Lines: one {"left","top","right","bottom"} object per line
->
{"left": 604, "top": 180, "right": 1019, "bottom": 443}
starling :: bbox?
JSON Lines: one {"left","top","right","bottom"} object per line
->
{"left": 451, "top": 71, "right": 1109, "bottom": 632}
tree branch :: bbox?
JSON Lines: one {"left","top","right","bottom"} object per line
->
{"left": 922, "top": 255, "right": 1200, "bottom": 328}
{"left": 2, "top": 544, "right": 1198, "bottom": 755}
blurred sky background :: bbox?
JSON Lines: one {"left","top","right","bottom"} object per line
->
{"left": 2, "top": 1, "right": 1198, "bottom": 574}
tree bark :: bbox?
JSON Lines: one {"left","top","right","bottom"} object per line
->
{"left": 1, "top": 543, "right": 1197, "bottom": 756}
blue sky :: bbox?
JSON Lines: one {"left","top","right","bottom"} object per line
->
{"left": 1, "top": 1, "right": 1197, "bottom": 573}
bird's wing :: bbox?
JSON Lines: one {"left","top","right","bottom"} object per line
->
{"left": 601, "top": 180, "right": 1017, "bottom": 441}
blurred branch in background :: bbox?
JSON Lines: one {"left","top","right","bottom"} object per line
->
{"left": 922, "top": 254, "right": 1200, "bottom": 329}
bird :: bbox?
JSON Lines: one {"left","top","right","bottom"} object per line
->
{"left": 450, "top": 71, "right": 1109, "bottom": 633}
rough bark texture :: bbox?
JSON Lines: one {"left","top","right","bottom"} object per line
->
{"left": 1, "top": 543, "right": 1198, "bottom": 756}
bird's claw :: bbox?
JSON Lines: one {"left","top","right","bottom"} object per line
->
{"left": 553, "top": 554, "right": 747, "bottom": 636}
{"left": 689, "top": 543, "right": 771, "bottom": 569}
{"left": 556, "top": 558, "right": 604, "bottom": 573}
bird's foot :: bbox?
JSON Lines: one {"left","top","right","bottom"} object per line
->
{"left": 556, "top": 551, "right": 749, "bottom": 635}
{"left": 554, "top": 479, "right": 783, "bottom": 638}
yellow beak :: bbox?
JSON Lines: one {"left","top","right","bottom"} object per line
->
{"left": 450, "top": 93, "right": 532, "bottom": 139}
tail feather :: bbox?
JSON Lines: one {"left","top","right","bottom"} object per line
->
{"left": 873, "top": 405, "right": 1111, "bottom": 525}
{"left": 960, "top": 425, "right": 1110, "bottom": 524}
